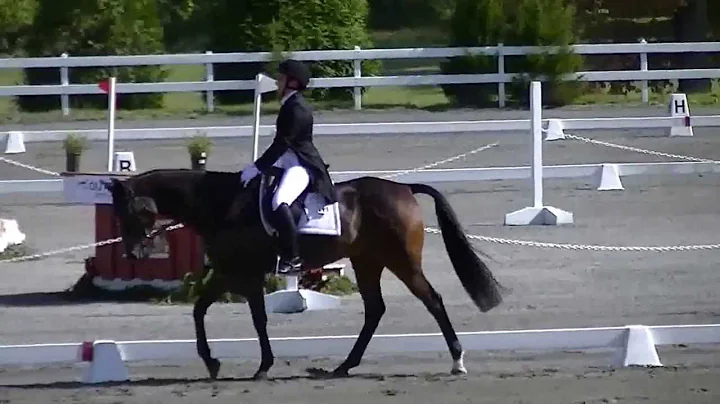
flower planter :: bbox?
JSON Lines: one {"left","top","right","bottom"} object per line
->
{"left": 66, "top": 152, "right": 81, "bottom": 172}
{"left": 190, "top": 152, "right": 207, "bottom": 171}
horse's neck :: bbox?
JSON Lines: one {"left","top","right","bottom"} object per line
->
{"left": 143, "top": 171, "right": 243, "bottom": 234}
{"left": 139, "top": 176, "right": 200, "bottom": 228}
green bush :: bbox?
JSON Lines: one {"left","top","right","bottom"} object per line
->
{"left": 16, "top": 0, "right": 168, "bottom": 112}
{"left": 439, "top": 0, "right": 505, "bottom": 107}
{"left": 440, "top": 0, "right": 583, "bottom": 108}
{"left": 208, "top": 0, "right": 380, "bottom": 105}
{"left": 503, "top": 0, "right": 584, "bottom": 107}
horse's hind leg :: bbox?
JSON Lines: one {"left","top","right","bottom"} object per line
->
{"left": 388, "top": 239, "right": 467, "bottom": 375}
{"left": 193, "top": 273, "right": 224, "bottom": 379}
{"left": 331, "top": 257, "right": 385, "bottom": 377}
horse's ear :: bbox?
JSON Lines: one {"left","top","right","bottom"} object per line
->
{"left": 110, "top": 178, "right": 121, "bottom": 191}
{"left": 110, "top": 178, "right": 132, "bottom": 198}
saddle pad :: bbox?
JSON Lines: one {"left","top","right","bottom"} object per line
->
{"left": 297, "top": 193, "right": 342, "bottom": 236}
{"left": 259, "top": 176, "right": 342, "bottom": 237}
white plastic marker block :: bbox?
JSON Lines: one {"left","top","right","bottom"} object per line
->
{"left": 4, "top": 131, "right": 25, "bottom": 154}
{"left": 668, "top": 93, "right": 693, "bottom": 137}
{"left": 595, "top": 164, "right": 624, "bottom": 191}
{"left": 264, "top": 288, "right": 341, "bottom": 314}
{"left": 113, "top": 151, "right": 136, "bottom": 172}
{"left": 0, "top": 218, "right": 26, "bottom": 253}
{"left": 544, "top": 119, "right": 565, "bottom": 141}
{"left": 614, "top": 325, "right": 662, "bottom": 368}
{"left": 504, "top": 81, "right": 573, "bottom": 226}
{"left": 82, "top": 340, "right": 129, "bottom": 384}
{"left": 263, "top": 260, "right": 342, "bottom": 314}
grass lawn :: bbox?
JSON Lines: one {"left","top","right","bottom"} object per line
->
{"left": 0, "top": 27, "right": 718, "bottom": 124}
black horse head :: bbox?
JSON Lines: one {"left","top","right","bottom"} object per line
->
{"left": 109, "top": 177, "right": 159, "bottom": 260}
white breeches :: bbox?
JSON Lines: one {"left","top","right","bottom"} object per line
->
{"left": 272, "top": 165, "right": 310, "bottom": 211}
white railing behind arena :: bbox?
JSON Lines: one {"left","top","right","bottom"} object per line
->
{"left": 0, "top": 40, "right": 719, "bottom": 114}
{"left": 1, "top": 324, "right": 719, "bottom": 384}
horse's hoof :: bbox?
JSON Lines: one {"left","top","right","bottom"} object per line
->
{"left": 252, "top": 371, "right": 269, "bottom": 381}
{"left": 207, "top": 358, "right": 221, "bottom": 380}
{"left": 306, "top": 367, "right": 334, "bottom": 379}
{"left": 331, "top": 367, "right": 350, "bottom": 378}
{"left": 450, "top": 367, "right": 467, "bottom": 376}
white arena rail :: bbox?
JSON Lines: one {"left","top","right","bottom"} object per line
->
{"left": 1, "top": 324, "right": 719, "bottom": 384}
{"left": 2, "top": 116, "right": 716, "bottom": 143}
{"left": 0, "top": 40, "right": 719, "bottom": 113}
{"left": 3, "top": 161, "right": 720, "bottom": 195}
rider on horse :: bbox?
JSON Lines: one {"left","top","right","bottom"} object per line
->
{"left": 239, "top": 59, "right": 337, "bottom": 275}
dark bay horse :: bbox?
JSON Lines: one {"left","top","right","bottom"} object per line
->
{"left": 109, "top": 168, "right": 507, "bottom": 380}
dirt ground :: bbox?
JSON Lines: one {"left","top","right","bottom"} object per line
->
{"left": 2, "top": 348, "right": 720, "bottom": 403}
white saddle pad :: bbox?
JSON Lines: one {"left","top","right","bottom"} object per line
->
{"left": 259, "top": 176, "right": 342, "bottom": 237}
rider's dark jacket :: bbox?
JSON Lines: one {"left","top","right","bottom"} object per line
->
{"left": 254, "top": 92, "right": 337, "bottom": 205}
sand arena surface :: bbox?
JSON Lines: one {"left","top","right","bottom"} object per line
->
{"left": 1, "top": 105, "right": 720, "bottom": 403}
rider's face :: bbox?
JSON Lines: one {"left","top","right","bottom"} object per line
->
{"left": 277, "top": 73, "right": 288, "bottom": 100}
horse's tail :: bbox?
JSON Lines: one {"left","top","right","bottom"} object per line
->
{"left": 409, "top": 183, "right": 506, "bottom": 312}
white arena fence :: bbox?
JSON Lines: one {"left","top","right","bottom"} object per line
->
{"left": 1, "top": 324, "right": 719, "bottom": 384}
{"left": 0, "top": 40, "right": 718, "bottom": 114}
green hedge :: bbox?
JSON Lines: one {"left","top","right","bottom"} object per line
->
{"left": 16, "top": 0, "right": 168, "bottom": 112}
{"left": 208, "top": 0, "right": 379, "bottom": 105}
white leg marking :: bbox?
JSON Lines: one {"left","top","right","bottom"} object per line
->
{"left": 451, "top": 350, "right": 467, "bottom": 374}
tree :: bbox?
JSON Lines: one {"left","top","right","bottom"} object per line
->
{"left": 439, "top": 0, "right": 583, "bottom": 107}
{"left": 207, "top": 0, "right": 379, "bottom": 105}
{"left": 0, "top": 0, "right": 37, "bottom": 55}
{"left": 503, "top": 0, "right": 584, "bottom": 106}
{"left": 17, "top": 0, "right": 168, "bottom": 112}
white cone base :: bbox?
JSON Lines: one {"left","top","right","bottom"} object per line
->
{"left": 545, "top": 119, "right": 565, "bottom": 141}
{"left": 669, "top": 127, "right": 694, "bottom": 137}
{"left": 4, "top": 131, "right": 25, "bottom": 154}
{"left": 613, "top": 325, "right": 663, "bottom": 368}
{"left": 595, "top": 164, "right": 624, "bottom": 191}
{"left": 504, "top": 206, "right": 574, "bottom": 226}
{"left": 264, "top": 289, "right": 341, "bottom": 314}
{"left": 82, "top": 341, "right": 129, "bottom": 384}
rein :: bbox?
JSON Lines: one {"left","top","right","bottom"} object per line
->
{"left": 145, "top": 220, "right": 181, "bottom": 240}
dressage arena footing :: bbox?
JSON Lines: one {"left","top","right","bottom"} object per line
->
{"left": 1, "top": 324, "right": 719, "bottom": 384}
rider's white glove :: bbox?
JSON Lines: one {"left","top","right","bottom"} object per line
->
{"left": 240, "top": 163, "right": 260, "bottom": 187}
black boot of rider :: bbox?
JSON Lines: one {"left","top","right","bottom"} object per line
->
{"left": 272, "top": 203, "right": 303, "bottom": 275}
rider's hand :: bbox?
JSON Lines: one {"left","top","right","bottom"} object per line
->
{"left": 240, "top": 163, "right": 259, "bottom": 186}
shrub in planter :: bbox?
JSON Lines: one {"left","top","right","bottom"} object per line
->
{"left": 63, "top": 133, "right": 88, "bottom": 172}
{"left": 186, "top": 133, "right": 212, "bottom": 170}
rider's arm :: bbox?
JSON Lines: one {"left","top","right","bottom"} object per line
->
{"left": 254, "top": 103, "right": 309, "bottom": 170}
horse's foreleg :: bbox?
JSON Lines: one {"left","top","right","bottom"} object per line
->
{"left": 193, "top": 278, "right": 223, "bottom": 379}
{"left": 332, "top": 257, "right": 385, "bottom": 377}
{"left": 247, "top": 277, "right": 275, "bottom": 380}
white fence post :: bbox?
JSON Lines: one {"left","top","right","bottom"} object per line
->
{"left": 204, "top": 51, "right": 215, "bottom": 113}
{"left": 497, "top": 43, "right": 506, "bottom": 108}
{"left": 106, "top": 77, "right": 117, "bottom": 172}
{"left": 639, "top": 38, "right": 648, "bottom": 103}
{"left": 60, "top": 53, "right": 69, "bottom": 116}
{"left": 504, "top": 81, "right": 574, "bottom": 226}
{"left": 353, "top": 45, "right": 362, "bottom": 110}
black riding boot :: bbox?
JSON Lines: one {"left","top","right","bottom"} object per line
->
{"left": 272, "top": 203, "right": 303, "bottom": 274}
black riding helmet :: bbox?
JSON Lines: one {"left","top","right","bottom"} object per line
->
{"left": 278, "top": 59, "right": 311, "bottom": 91}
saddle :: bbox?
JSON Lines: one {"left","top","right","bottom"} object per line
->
{"left": 258, "top": 167, "right": 342, "bottom": 237}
